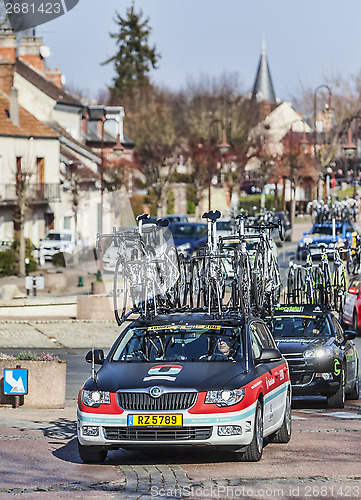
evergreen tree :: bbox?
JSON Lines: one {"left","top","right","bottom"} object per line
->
{"left": 103, "top": 5, "right": 160, "bottom": 98}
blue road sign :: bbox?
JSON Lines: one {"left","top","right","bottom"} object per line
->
{"left": 3, "top": 369, "right": 28, "bottom": 395}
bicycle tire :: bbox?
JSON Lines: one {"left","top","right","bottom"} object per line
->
{"left": 113, "top": 257, "right": 128, "bottom": 325}
{"left": 312, "top": 266, "right": 323, "bottom": 303}
{"left": 333, "top": 271, "right": 347, "bottom": 313}
{"left": 252, "top": 247, "right": 266, "bottom": 310}
{"left": 287, "top": 268, "right": 295, "bottom": 303}
{"left": 239, "top": 253, "right": 251, "bottom": 317}
{"left": 322, "top": 265, "right": 333, "bottom": 308}
{"left": 295, "top": 267, "right": 304, "bottom": 304}
{"left": 164, "top": 246, "right": 180, "bottom": 308}
{"left": 190, "top": 258, "right": 201, "bottom": 308}
{"left": 347, "top": 252, "right": 358, "bottom": 275}
{"left": 177, "top": 254, "right": 187, "bottom": 307}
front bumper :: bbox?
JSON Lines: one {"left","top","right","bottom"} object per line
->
{"left": 285, "top": 355, "right": 341, "bottom": 396}
{"left": 77, "top": 406, "right": 256, "bottom": 449}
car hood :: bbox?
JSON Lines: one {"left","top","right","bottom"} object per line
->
{"left": 275, "top": 337, "right": 333, "bottom": 354}
{"left": 84, "top": 360, "right": 248, "bottom": 392}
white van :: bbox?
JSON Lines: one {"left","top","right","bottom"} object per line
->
{"left": 39, "top": 230, "right": 85, "bottom": 265}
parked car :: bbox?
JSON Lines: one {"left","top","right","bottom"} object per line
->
{"left": 166, "top": 214, "right": 189, "bottom": 223}
{"left": 296, "top": 221, "right": 357, "bottom": 260}
{"left": 38, "top": 230, "right": 89, "bottom": 265}
{"left": 216, "top": 218, "right": 233, "bottom": 238}
{"left": 267, "top": 304, "right": 359, "bottom": 407}
{"left": 77, "top": 312, "right": 291, "bottom": 464}
{"left": 341, "top": 275, "right": 361, "bottom": 335}
{"left": 167, "top": 222, "right": 208, "bottom": 258}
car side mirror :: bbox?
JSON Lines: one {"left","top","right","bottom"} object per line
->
{"left": 86, "top": 349, "right": 105, "bottom": 365}
{"left": 256, "top": 348, "right": 283, "bottom": 363}
{"left": 344, "top": 330, "right": 357, "bottom": 341}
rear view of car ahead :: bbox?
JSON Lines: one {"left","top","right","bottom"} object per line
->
{"left": 167, "top": 222, "right": 208, "bottom": 259}
{"left": 267, "top": 305, "right": 359, "bottom": 408}
{"left": 341, "top": 275, "right": 361, "bottom": 335}
{"left": 77, "top": 313, "right": 291, "bottom": 464}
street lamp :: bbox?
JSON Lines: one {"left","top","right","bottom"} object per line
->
{"left": 342, "top": 116, "right": 359, "bottom": 199}
{"left": 313, "top": 84, "right": 333, "bottom": 154}
{"left": 88, "top": 106, "right": 124, "bottom": 276}
{"left": 208, "top": 119, "right": 230, "bottom": 210}
{"left": 288, "top": 119, "right": 309, "bottom": 225}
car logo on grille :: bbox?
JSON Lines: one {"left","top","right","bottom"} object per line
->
{"left": 149, "top": 386, "right": 162, "bottom": 398}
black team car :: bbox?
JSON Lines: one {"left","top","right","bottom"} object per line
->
{"left": 267, "top": 305, "right": 359, "bottom": 408}
{"left": 77, "top": 312, "right": 292, "bottom": 464}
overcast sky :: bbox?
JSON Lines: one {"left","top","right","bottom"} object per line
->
{"left": 36, "top": 0, "right": 361, "bottom": 102}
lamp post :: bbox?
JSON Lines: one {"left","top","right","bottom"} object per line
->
{"left": 342, "top": 116, "right": 359, "bottom": 199}
{"left": 87, "top": 107, "right": 124, "bottom": 277}
{"left": 288, "top": 119, "right": 309, "bottom": 226}
{"left": 313, "top": 85, "right": 333, "bottom": 198}
{"left": 208, "top": 119, "right": 230, "bottom": 210}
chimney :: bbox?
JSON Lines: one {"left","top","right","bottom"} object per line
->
{"left": 18, "top": 35, "right": 45, "bottom": 73}
{"left": 10, "top": 87, "right": 19, "bottom": 127}
{"left": 45, "top": 67, "right": 63, "bottom": 88}
{"left": 0, "top": 31, "right": 16, "bottom": 94}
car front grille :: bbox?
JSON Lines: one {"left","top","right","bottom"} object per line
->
{"left": 282, "top": 353, "right": 306, "bottom": 369}
{"left": 117, "top": 391, "right": 197, "bottom": 411}
{"left": 103, "top": 426, "right": 212, "bottom": 441}
{"left": 282, "top": 353, "right": 314, "bottom": 385}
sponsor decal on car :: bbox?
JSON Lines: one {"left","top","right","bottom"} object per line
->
{"left": 143, "top": 364, "right": 183, "bottom": 382}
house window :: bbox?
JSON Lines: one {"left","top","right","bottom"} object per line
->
{"left": 64, "top": 217, "right": 71, "bottom": 230}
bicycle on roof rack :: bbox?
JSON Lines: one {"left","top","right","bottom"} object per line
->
{"left": 97, "top": 214, "right": 180, "bottom": 325}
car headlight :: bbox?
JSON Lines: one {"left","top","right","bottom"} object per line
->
{"left": 82, "top": 390, "right": 111, "bottom": 406}
{"left": 177, "top": 242, "right": 191, "bottom": 252}
{"left": 303, "top": 347, "right": 334, "bottom": 359}
{"left": 298, "top": 243, "right": 304, "bottom": 248}
{"left": 205, "top": 389, "right": 245, "bottom": 407}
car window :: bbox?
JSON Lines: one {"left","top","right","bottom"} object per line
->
{"left": 249, "top": 321, "right": 273, "bottom": 357}
{"left": 168, "top": 225, "right": 196, "bottom": 239}
{"left": 111, "top": 324, "right": 245, "bottom": 362}
{"left": 330, "top": 315, "right": 345, "bottom": 344}
{"left": 257, "top": 322, "right": 277, "bottom": 348}
{"left": 196, "top": 226, "right": 207, "bottom": 238}
{"left": 270, "top": 315, "right": 332, "bottom": 339}
{"left": 350, "top": 277, "right": 361, "bottom": 292}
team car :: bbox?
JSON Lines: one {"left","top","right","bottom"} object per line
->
{"left": 296, "top": 221, "right": 357, "bottom": 260}
{"left": 267, "top": 305, "right": 359, "bottom": 408}
{"left": 77, "top": 313, "right": 292, "bottom": 464}
{"left": 341, "top": 274, "right": 361, "bottom": 335}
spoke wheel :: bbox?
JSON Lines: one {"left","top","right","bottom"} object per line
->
{"left": 334, "top": 271, "right": 347, "bottom": 313}
{"left": 287, "top": 269, "right": 295, "bottom": 303}
{"left": 239, "top": 253, "right": 251, "bottom": 317}
{"left": 190, "top": 259, "right": 201, "bottom": 309}
{"left": 252, "top": 248, "right": 266, "bottom": 311}
{"left": 113, "top": 258, "right": 128, "bottom": 325}
{"left": 164, "top": 246, "right": 180, "bottom": 308}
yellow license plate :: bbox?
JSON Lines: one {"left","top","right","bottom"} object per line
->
{"left": 128, "top": 414, "right": 183, "bottom": 426}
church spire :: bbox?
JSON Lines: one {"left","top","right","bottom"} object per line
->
{"left": 251, "top": 41, "right": 277, "bottom": 104}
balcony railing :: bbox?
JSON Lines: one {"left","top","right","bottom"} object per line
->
{"left": 0, "top": 183, "right": 61, "bottom": 202}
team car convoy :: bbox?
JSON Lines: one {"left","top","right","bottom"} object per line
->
{"left": 77, "top": 313, "right": 291, "bottom": 464}
{"left": 77, "top": 206, "right": 359, "bottom": 464}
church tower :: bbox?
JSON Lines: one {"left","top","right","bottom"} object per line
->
{"left": 251, "top": 41, "right": 277, "bottom": 120}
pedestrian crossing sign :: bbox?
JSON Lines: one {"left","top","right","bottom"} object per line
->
{"left": 3, "top": 369, "right": 28, "bottom": 395}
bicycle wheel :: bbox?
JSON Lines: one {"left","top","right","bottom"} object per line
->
{"left": 190, "top": 258, "right": 202, "bottom": 309}
{"left": 295, "top": 267, "right": 305, "bottom": 304}
{"left": 312, "top": 267, "right": 323, "bottom": 304}
{"left": 322, "top": 265, "right": 333, "bottom": 308}
{"left": 252, "top": 247, "right": 266, "bottom": 310}
{"left": 333, "top": 270, "right": 347, "bottom": 313}
{"left": 287, "top": 268, "right": 295, "bottom": 303}
{"left": 177, "top": 254, "right": 187, "bottom": 307}
{"left": 164, "top": 246, "right": 180, "bottom": 308}
{"left": 113, "top": 257, "right": 128, "bottom": 325}
{"left": 239, "top": 253, "right": 251, "bottom": 317}
{"left": 347, "top": 251, "right": 358, "bottom": 275}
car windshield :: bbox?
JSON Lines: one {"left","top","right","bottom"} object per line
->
{"left": 269, "top": 316, "right": 332, "bottom": 340}
{"left": 168, "top": 225, "right": 197, "bottom": 239}
{"left": 44, "top": 233, "right": 72, "bottom": 241}
{"left": 111, "top": 324, "right": 244, "bottom": 362}
{"left": 216, "top": 221, "right": 232, "bottom": 231}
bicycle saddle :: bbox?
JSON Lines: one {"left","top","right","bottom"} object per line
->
{"left": 202, "top": 210, "right": 221, "bottom": 222}
{"left": 157, "top": 218, "right": 169, "bottom": 228}
{"left": 317, "top": 243, "right": 327, "bottom": 249}
{"left": 136, "top": 213, "right": 151, "bottom": 221}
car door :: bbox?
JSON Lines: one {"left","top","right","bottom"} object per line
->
{"left": 331, "top": 315, "right": 358, "bottom": 388}
{"left": 249, "top": 321, "right": 283, "bottom": 434}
